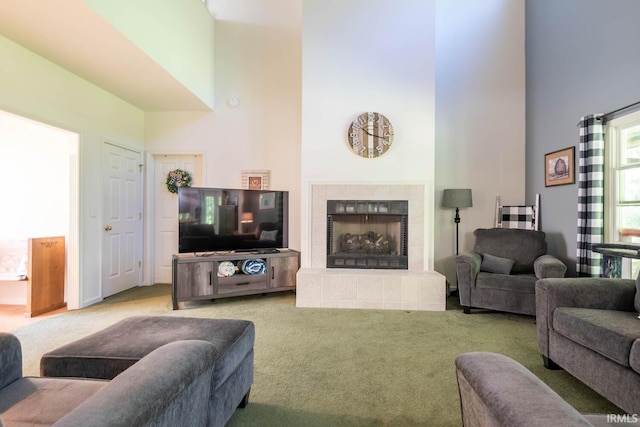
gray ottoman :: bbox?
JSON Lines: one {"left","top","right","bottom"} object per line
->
{"left": 40, "top": 316, "right": 254, "bottom": 427}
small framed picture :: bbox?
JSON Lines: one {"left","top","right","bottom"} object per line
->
{"left": 545, "top": 147, "right": 575, "bottom": 187}
{"left": 242, "top": 170, "right": 270, "bottom": 190}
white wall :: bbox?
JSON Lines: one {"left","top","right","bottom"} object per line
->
{"left": 0, "top": 0, "right": 526, "bottom": 306}
{"left": 0, "top": 34, "right": 145, "bottom": 309}
{"left": 434, "top": 0, "right": 526, "bottom": 284}
{"left": 144, "top": 0, "right": 303, "bottom": 252}
{"left": 0, "top": 111, "right": 72, "bottom": 239}
{"left": 301, "top": 0, "right": 437, "bottom": 267}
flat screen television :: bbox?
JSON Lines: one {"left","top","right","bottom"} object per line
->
{"left": 178, "top": 187, "right": 289, "bottom": 253}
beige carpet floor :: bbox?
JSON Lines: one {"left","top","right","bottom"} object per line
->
{"left": 11, "top": 284, "right": 620, "bottom": 426}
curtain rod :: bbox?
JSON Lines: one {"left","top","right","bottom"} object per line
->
{"left": 599, "top": 100, "right": 640, "bottom": 119}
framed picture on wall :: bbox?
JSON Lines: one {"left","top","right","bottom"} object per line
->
{"left": 259, "top": 192, "right": 276, "bottom": 210}
{"left": 241, "top": 170, "right": 270, "bottom": 190}
{"left": 545, "top": 147, "right": 575, "bottom": 187}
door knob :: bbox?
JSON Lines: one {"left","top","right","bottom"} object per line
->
{"left": 104, "top": 225, "right": 112, "bottom": 231}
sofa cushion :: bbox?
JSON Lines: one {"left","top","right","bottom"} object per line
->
{"left": 0, "top": 377, "right": 106, "bottom": 426}
{"left": 476, "top": 272, "right": 537, "bottom": 293}
{"left": 553, "top": 308, "right": 640, "bottom": 367}
{"left": 480, "top": 253, "right": 515, "bottom": 274}
{"left": 473, "top": 228, "right": 547, "bottom": 274}
{"left": 260, "top": 229, "right": 278, "bottom": 241}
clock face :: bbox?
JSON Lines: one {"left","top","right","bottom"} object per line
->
{"left": 347, "top": 112, "right": 394, "bottom": 158}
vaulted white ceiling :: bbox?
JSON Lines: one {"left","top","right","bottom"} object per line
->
{"left": 0, "top": 0, "right": 209, "bottom": 111}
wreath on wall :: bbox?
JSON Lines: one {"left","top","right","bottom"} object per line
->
{"left": 166, "top": 169, "right": 193, "bottom": 193}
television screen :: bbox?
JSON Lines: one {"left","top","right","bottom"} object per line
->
{"left": 178, "top": 187, "right": 289, "bottom": 253}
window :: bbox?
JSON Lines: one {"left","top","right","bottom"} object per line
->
{"left": 204, "top": 195, "right": 217, "bottom": 225}
{"left": 606, "top": 110, "right": 640, "bottom": 277}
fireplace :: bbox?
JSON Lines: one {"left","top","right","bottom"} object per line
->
{"left": 296, "top": 183, "right": 445, "bottom": 311}
{"left": 326, "top": 200, "right": 408, "bottom": 270}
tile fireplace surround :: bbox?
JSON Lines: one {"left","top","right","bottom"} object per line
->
{"left": 296, "top": 183, "right": 445, "bottom": 311}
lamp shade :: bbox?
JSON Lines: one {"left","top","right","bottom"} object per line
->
{"left": 240, "top": 212, "right": 254, "bottom": 223}
{"left": 442, "top": 189, "right": 473, "bottom": 209}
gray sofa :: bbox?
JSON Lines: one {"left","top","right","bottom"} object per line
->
{"left": 456, "top": 228, "right": 567, "bottom": 315}
{"left": 0, "top": 332, "right": 216, "bottom": 426}
{"left": 455, "top": 351, "right": 639, "bottom": 427}
{"left": 536, "top": 277, "right": 640, "bottom": 415}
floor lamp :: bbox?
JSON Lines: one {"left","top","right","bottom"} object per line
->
{"left": 442, "top": 189, "right": 473, "bottom": 255}
{"left": 442, "top": 189, "right": 473, "bottom": 296}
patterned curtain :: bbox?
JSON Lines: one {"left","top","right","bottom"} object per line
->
{"left": 576, "top": 114, "right": 606, "bottom": 276}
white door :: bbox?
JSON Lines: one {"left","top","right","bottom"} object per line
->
{"left": 153, "top": 154, "right": 203, "bottom": 283}
{"left": 102, "top": 142, "right": 143, "bottom": 297}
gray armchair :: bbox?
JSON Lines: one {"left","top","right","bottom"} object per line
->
{"left": 535, "top": 277, "right": 640, "bottom": 415}
{"left": 456, "top": 228, "right": 566, "bottom": 315}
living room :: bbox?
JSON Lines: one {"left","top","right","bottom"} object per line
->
{"left": 1, "top": 1, "right": 639, "bottom": 307}
{"left": 1, "top": 0, "right": 640, "bottom": 425}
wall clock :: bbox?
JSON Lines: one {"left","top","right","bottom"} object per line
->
{"left": 347, "top": 112, "right": 394, "bottom": 158}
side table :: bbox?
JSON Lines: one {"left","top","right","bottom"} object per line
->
{"left": 591, "top": 243, "right": 640, "bottom": 278}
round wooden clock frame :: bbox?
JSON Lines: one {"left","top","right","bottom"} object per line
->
{"left": 347, "top": 112, "right": 394, "bottom": 158}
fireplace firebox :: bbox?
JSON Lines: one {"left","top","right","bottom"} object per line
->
{"left": 326, "top": 200, "right": 408, "bottom": 269}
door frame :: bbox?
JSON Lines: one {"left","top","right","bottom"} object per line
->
{"left": 144, "top": 151, "right": 206, "bottom": 285}
{"left": 68, "top": 134, "right": 80, "bottom": 309}
{"left": 0, "top": 109, "right": 81, "bottom": 310}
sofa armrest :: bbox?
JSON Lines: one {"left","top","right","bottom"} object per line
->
{"left": 535, "top": 278, "right": 636, "bottom": 358}
{"left": 455, "top": 352, "right": 591, "bottom": 426}
{"left": 0, "top": 333, "right": 22, "bottom": 390}
{"left": 456, "top": 251, "right": 481, "bottom": 306}
{"left": 53, "top": 340, "right": 218, "bottom": 427}
{"left": 456, "top": 251, "right": 481, "bottom": 283}
{"left": 533, "top": 255, "right": 567, "bottom": 279}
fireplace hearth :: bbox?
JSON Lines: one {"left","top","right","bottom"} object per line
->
{"left": 326, "top": 200, "right": 408, "bottom": 270}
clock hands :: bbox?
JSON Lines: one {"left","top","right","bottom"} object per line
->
{"left": 361, "top": 128, "right": 391, "bottom": 139}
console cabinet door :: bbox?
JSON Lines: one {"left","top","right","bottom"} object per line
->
{"left": 269, "top": 255, "right": 299, "bottom": 289}
{"left": 176, "top": 262, "right": 215, "bottom": 298}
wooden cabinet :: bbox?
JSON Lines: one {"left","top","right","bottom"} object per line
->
{"left": 172, "top": 250, "right": 299, "bottom": 310}
{"left": 27, "top": 236, "right": 66, "bottom": 317}
{"left": 269, "top": 255, "right": 299, "bottom": 289}
{"left": 175, "top": 261, "right": 214, "bottom": 299}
